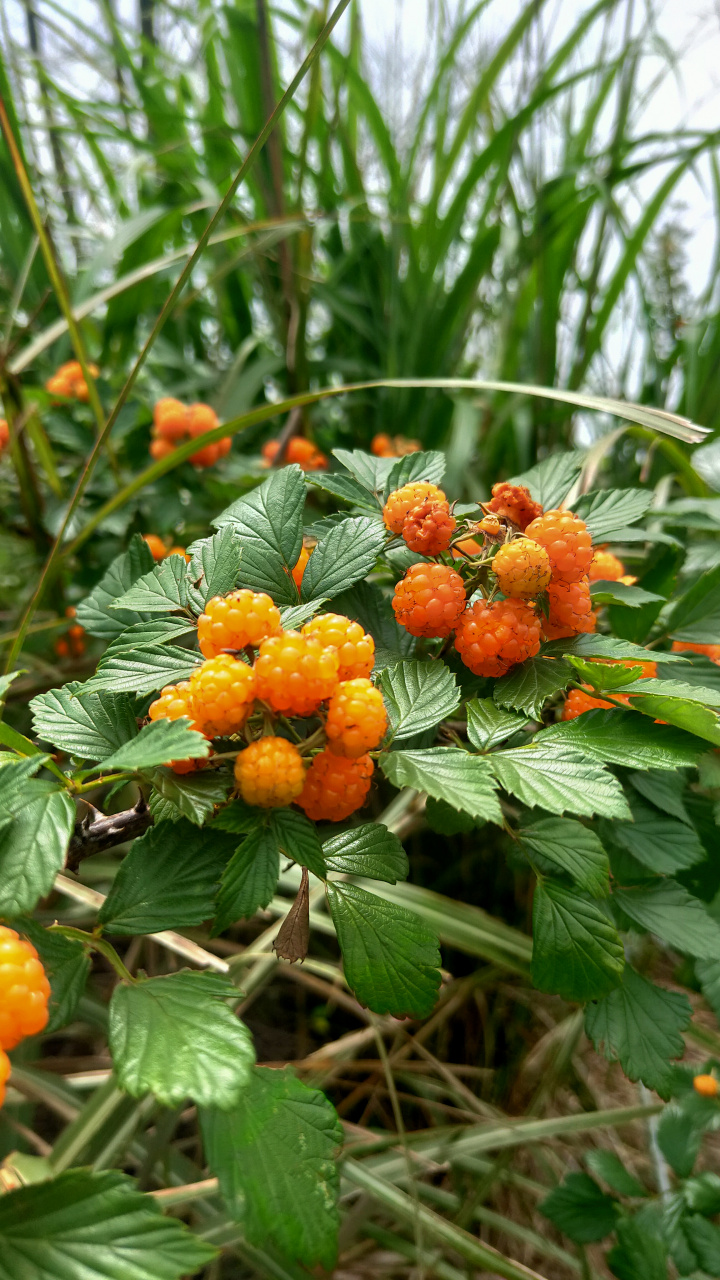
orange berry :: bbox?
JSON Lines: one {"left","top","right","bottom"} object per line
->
{"left": 302, "top": 613, "right": 375, "bottom": 680}
{"left": 452, "top": 537, "right": 482, "bottom": 557}
{"left": 487, "top": 483, "right": 543, "bottom": 531}
{"left": 383, "top": 482, "right": 446, "bottom": 535}
{"left": 454, "top": 598, "right": 541, "bottom": 677}
{"left": 262, "top": 437, "right": 327, "bottom": 470}
{"left": 0, "top": 420, "right": 9, "bottom": 450}
{"left": 46, "top": 374, "right": 69, "bottom": 397}
{"left": 150, "top": 438, "right": 175, "bottom": 460}
{"left": 543, "top": 577, "right": 596, "bottom": 639}
{"left": 0, "top": 926, "right": 51, "bottom": 1050}
{"left": 525, "top": 510, "right": 593, "bottom": 583}
{"left": 65, "top": 606, "right": 77, "bottom": 618}
{"left": 154, "top": 398, "right": 188, "bottom": 442}
{"left": 292, "top": 546, "right": 311, "bottom": 589}
{"left": 393, "top": 563, "right": 466, "bottom": 638}
{"left": 297, "top": 751, "right": 374, "bottom": 821}
{"left": 168, "top": 546, "right": 190, "bottom": 561}
{"left": 694, "top": 1073, "right": 719, "bottom": 1098}
{"left": 402, "top": 498, "right": 456, "bottom": 555}
{"left": 234, "top": 736, "right": 306, "bottom": 808}
{"left": 0, "top": 1047, "right": 10, "bottom": 1108}
{"left": 217, "top": 435, "right": 232, "bottom": 458}
{"left": 54, "top": 637, "right": 69, "bottom": 658}
{"left": 371, "top": 433, "right": 395, "bottom": 456}
{"left": 492, "top": 539, "right": 551, "bottom": 597}
{"left": 561, "top": 689, "right": 626, "bottom": 720}
{"left": 190, "top": 442, "right": 221, "bottom": 467}
{"left": 187, "top": 403, "right": 218, "bottom": 436}
{"left": 672, "top": 641, "right": 720, "bottom": 665}
{"left": 188, "top": 655, "right": 256, "bottom": 737}
{"left": 255, "top": 633, "right": 339, "bottom": 717}
{"left": 148, "top": 680, "right": 211, "bottom": 772}
{"left": 143, "top": 534, "right": 167, "bottom": 561}
{"left": 589, "top": 548, "right": 626, "bottom": 582}
{"left": 68, "top": 624, "right": 85, "bottom": 657}
{"left": 477, "top": 514, "right": 503, "bottom": 536}
{"left": 325, "top": 678, "right": 387, "bottom": 757}
{"left": 198, "top": 590, "right": 282, "bottom": 659}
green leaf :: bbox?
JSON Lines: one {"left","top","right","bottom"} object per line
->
{"left": 585, "top": 966, "right": 692, "bottom": 1098}
{"left": 696, "top": 958, "right": 720, "bottom": 1021}
{"left": 187, "top": 525, "right": 243, "bottom": 605}
{"left": 657, "top": 1104, "right": 704, "bottom": 1179}
{"left": 102, "top": 618, "right": 197, "bottom": 657}
{"left": 381, "top": 748, "right": 502, "bottom": 824}
{"left": 301, "top": 516, "right": 386, "bottom": 601}
{"left": 607, "top": 1218, "right": 668, "bottom": 1280}
{"left": 540, "top": 1173, "right": 618, "bottom": 1244}
{"left": 542, "top": 634, "right": 688, "bottom": 663}
{"left": 490, "top": 744, "right": 631, "bottom": 819}
{"left": 306, "top": 471, "right": 381, "bottom": 510}
{"left": 81, "top": 645, "right": 202, "bottom": 695}
{"left": 531, "top": 880, "right": 625, "bottom": 1001}
{"left": 0, "top": 790, "right": 75, "bottom": 915}
{"left": 565, "top": 655, "right": 645, "bottom": 690}
{"left": 109, "top": 970, "right": 254, "bottom": 1108}
{"left": 466, "top": 699, "right": 529, "bottom": 750}
{"left": 332, "top": 580, "right": 415, "bottom": 663}
{"left": 611, "top": 802, "right": 704, "bottom": 874}
{"left": 494, "top": 657, "right": 571, "bottom": 719}
{"left": 270, "top": 807, "right": 326, "bottom": 877}
{"left": 92, "top": 719, "right": 209, "bottom": 773}
{"left": 509, "top": 450, "right": 584, "bottom": 509}
{"left": 99, "top": 821, "right": 236, "bottom": 934}
{"left": 30, "top": 687, "right": 138, "bottom": 761}
{"left": 16, "top": 919, "right": 90, "bottom": 1034}
{"left": 0, "top": 1168, "right": 216, "bottom": 1280}
{"left": 614, "top": 881, "right": 720, "bottom": 958}
{"left": 111, "top": 556, "right": 188, "bottom": 614}
{"left": 538, "top": 711, "right": 703, "bottom": 769}
{"left": 425, "top": 796, "right": 477, "bottom": 834}
{"left": 279, "top": 599, "right": 329, "bottom": 630}
{"left": 665, "top": 563, "right": 720, "bottom": 644}
{"left": 201, "top": 1066, "right": 342, "bottom": 1269}
{"left": 680, "top": 1215, "right": 720, "bottom": 1276}
{"left": 213, "top": 466, "right": 305, "bottom": 604}
{"left": 148, "top": 768, "right": 231, "bottom": 825}
{"left": 621, "top": 677, "right": 720, "bottom": 706}
{"left": 384, "top": 450, "right": 446, "bottom": 494}
{"left": 75, "top": 535, "right": 155, "bottom": 638}
{"left": 574, "top": 488, "right": 652, "bottom": 540}
{"left": 213, "top": 824, "right": 280, "bottom": 932}
{"left": 584, "top": 1150, "right": 647, "bottom": 1198}
{"left": 210, "top": 798, "right": 259, "bottom": 834}
{"left": 520, "top": 818, "right": 609, "bottom": 898}
{"left": 627, "top": 692, "right": 720, "bottom": 747}
{"left": 381, "top": 660, "right": 460, "bottom": 741}
{"left": 629, "top": 769, "right": 691, "bottom": 824}
{"left": 332, "top": 448, "right": 395, "bottom": 492}
{"left": 326, "top": 881, "right": 441, "bottom": 1017}
{"left": 590, "top": 581, "right": 664, "bottom": 607}
{"left": 323, "top": 822, "right": 408, "bottom": 883}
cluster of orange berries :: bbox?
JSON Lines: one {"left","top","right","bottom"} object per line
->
{"left": 0, "top": 926, "right": 51, "bottom": 1108}
{"left": 54, "top": 605, "right": 86, "bottom": 660}
{"left": 149, "top": 398, "right": 231, "bottom": 469}
{"left": 142, "top": 534, "right": 189, "bottom": 562}
{"left": 149, "top": 593, "right": 387, "bottom": 822}
{"left": 386, "top": 480, "right": 597, "bottom": 678}
{"left": 46, "top": 360, "right": 99, "bottom": 401}
{"left": 371, "top": 433, "right": 421, "bottom": 458}
{"left": 261, "top": 437, "right": 327, "bottom": 471}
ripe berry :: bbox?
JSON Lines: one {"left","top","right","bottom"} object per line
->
{"left": 0, "top": 420, "right": 9, "bottom": 452}
{"left": 325, "top": 678, "right": 387, "bottom": 757}
{"left": 452, "top": 537, "right": 482, "bottom": 557}
{"left": 0, "top": 1047, "right": 9, "bottom": 1108}
{"left": 672, "top": 641, "right": 720, "bottom": 665}
{"left": 262, "top": 437, "right": 327, "bottom": 471}
{"left": 383, "top": 482, "right": 445, "bottom": 535}
{"left": 487, "top": 483, "right": 543, "bottom": 530}
{"left": 46, "top": 360, "right": 98, "bottom": 402}
{"left": 297, "top": 751, "right": 374, "bottom": 821}
{"left": 371, "top": 433, "right": 420, "bottom": 457}
{"left": 292, "top": 546, "right": 311, "bottom": 589}
{"left": 148, "top": 681, "right": 210, "bottom": 773}
{"left": 150, "top": 438, "right": 175, "bottom": 460}
{"left": 454, "top": 598, "right": 541, "bottom": 677}
{"left": 168, "top": 546, "right": 189, "bottom": 561}
{"left": 589, "top": 548, "right": 626, "bottom": 582}
{"left": 187, "top": 403, "right": 219, "bottom": 436}
{"left": 188, "top": 655, "right": 256, "bottom": 736}
{"left": 143, "top": 534, "right": 167, "bottom": 561}
{"left": 477, "top": 514, "right": 503, "bottom": 536}
{"left": 302, "top": 613, "right": 375, "bottom": 680}
{"left": 492, "top": 539, "right": 551, "bottom": 598}
{"left": 198, "top": 590, "right": 282, "bottom": 658}
{"left": 561, "top": 689, "right": 625, "bottom": 720}
{"left": 0, "top": 927, "right": 51, "bottom": 1050}
{"left": 154, "top": 398, "right": 188, "bottom": 442}
{"left": 255, "top": 633, "right": 339, "bottom": 716}
{"left": 694, "top": 1073, "right": 719, "bottom": 1098}
{"left": 543, "top": 577, "right": 596, "bottom": 639}
{"left": 235, "top": 737, "right": 306, "bottom": 808}
{"left": 402, "top": 498, "right": 456, "bottom": 555}
{"left": 392, "top": 563, "right": 466, "bottom": 637}
{"left": 524, "top": 510, "right": 593, "bottom": 582}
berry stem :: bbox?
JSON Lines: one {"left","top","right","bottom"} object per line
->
{"left": 47, "top": 925, "right": 137, "bottom": 984}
